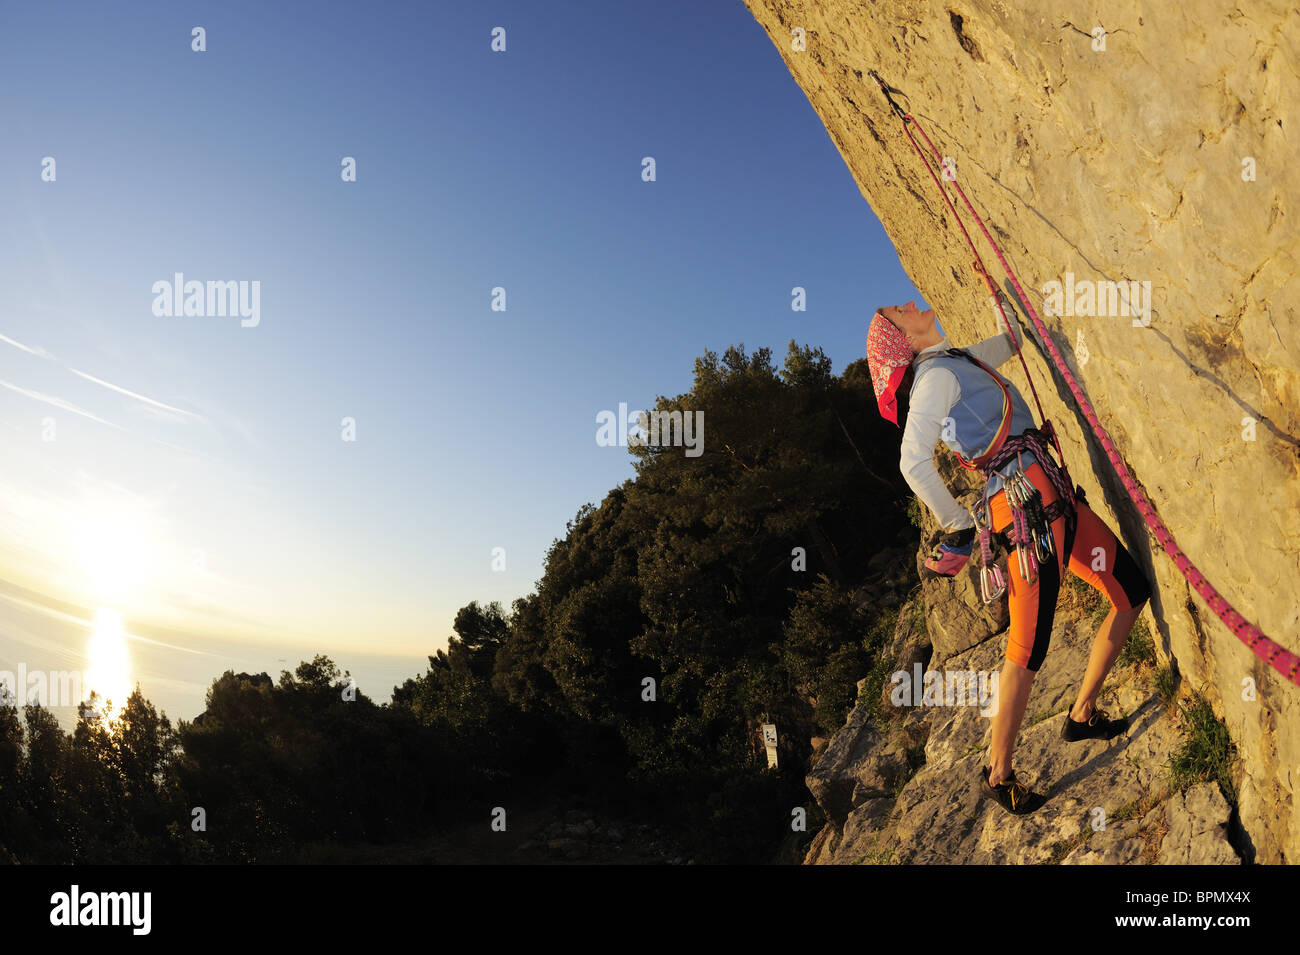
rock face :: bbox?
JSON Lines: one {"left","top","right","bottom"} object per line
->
{"left": 802, "top": 592, "right": 1241, "bottom": 865}
{"left": 806, "top": 712, "right": 910, "bottom": 820}
{"left": 1159, "top": 783, "right": 1240, "bottom": 865}
{"left": 744, "top": 0, "right": 1299, "bottom": 863}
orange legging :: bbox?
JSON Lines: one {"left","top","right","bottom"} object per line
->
{"left": 987, "top": 461, "right": 1152, "bottom": 671}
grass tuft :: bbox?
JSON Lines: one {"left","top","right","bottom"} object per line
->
{"left": 1153, "top": 664, "right": 1178, "bottom": 710}
{"left": 1168, "top": 690, "right": 1236, "bottom": 808}
{"left": 1118, "top": 617, "right": 1156, "bottom": 669}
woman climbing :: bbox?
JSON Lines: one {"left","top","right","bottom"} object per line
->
{"left": 866, "top": 300, "right": 1153, "bottom": 815}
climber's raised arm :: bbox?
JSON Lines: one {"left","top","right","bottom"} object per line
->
{"left": 965, "top": 302, "right": 1025, "bottom": 369}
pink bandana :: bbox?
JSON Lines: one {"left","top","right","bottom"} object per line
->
{"left": 866, "top": 311, "right": 914, "bottom": 426}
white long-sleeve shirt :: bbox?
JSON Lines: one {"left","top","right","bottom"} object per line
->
{"left": 900, "top": 309, "right": 1026, "bottom": 532}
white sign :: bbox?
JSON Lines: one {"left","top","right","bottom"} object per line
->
{"left": 761, "top": 723, "right": 778, "bottom": 769}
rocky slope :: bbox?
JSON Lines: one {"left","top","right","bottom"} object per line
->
{"left": 743, "top": 0, "right": 1299, "bottom": 863}
{"left": 804, "top": 588, "right": 1239, "bottom": 865}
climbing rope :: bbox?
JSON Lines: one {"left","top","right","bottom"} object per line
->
{"left": 870, "top": 73, "right": 1300, "bottom": 689}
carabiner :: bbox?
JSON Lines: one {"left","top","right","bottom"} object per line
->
{"left": 1034, "top": 525, "right": 1055, "bottom": 562}
{"left": 980, "top": 563, "right": 1006, "bottom": 604}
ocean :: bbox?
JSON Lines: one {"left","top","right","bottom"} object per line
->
{"left": 0, "top": 579, "right": 433, "bottom": 732}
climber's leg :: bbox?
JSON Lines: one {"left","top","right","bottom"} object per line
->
{"left": 987, "top": 656, "right": 1033, "bottom": 786}
{"left": 1065, "top": 503, "right": 1152, "bottom": 722}
{"left": 986, "top": 523, "right": 1064, "bottom": 784}
{"left": 1069, "top": 605, "right": 1141, "bottom": 723}
{"left": 985, "top": 462, "right": 1068, "bottom": 785}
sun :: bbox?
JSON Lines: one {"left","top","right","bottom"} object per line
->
{"left": 73, "top": 510, "right": 159, "bottom": 604}
{"left": 85, "top": 608, "right": 132, "bottom": 723}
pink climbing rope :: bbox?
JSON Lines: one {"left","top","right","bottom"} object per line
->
{"left": 873, "top": 75, "right": 1300, "bottom": 688}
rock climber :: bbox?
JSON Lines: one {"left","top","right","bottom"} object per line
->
{"left": 866, "top": 300, "right": 1153, "bottom": 815}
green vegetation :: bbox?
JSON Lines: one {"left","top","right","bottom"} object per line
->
{"left": 856, "top": 606, "right": 903, "bottom": 724}
{"left": 1109, "top": 799, "right": 1139, "bottom": 823}
{"left": 1154, "top": 664, "right": 1178, "bottom": 709}
{"left": 0, "top": 342, "right": 919, "bottom": 864}
{"left": 1118, "top": 616, "right": 1156, "bottom": 668}
{"left": 1047, "top": 832, "right": 1092, "bottom": 864}
{"left": 1168, "top": 689, "right": 1236, "bottom": 807}
{"left": 1089, "top": 602, "right": 1113, "bottom": 630}
{"left": 906, "top": 595, "right": 925, "bottom": 631}
{"left": 1065, "top": 574, "right": 1095, "bottom": 598}
{"left": 0, "top": 658, "right": 448, "bottom": 863}
{"left": 852, "top": 844, "right": 895, "bottom": 865}
{"left": 1064, "top": 573, "right": 1109, "bottom": 625}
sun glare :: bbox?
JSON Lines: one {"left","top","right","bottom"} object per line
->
{"left": 73, "top": 507, "right": 161, "bottom": 604}
{"left": 85, "top": 608, "right": 132, "bottom": 723}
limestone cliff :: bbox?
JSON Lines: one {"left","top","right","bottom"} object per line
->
{"left": 742, "top": 1, "right": 1300, "bottom": 861}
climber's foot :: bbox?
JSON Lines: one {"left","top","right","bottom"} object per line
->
{"left": 979, "top": 764, "right": 1044, "bottom": 815}
{"left": 1061, "top": 706, "right": 1128, "bottom": 742}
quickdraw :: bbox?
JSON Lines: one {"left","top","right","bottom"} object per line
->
{"left": 971, "top": 499, "right": 1005, "bottom": 603}
{"left": 1007, "top": 464, "right": 1055, "bottom": 564}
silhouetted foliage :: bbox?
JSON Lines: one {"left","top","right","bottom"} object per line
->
{"left": 0, "top": 341, "right": 914, "bottom": 863}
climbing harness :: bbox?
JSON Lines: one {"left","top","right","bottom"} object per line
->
{"left": 914, "top": 345, "right": 1071, "bottom": 600}
{"left": 972, "top": 435, "right": 1072, "bottom": 602}
{"left": 870, "top": 71, "right": 1300, "bottom": 687}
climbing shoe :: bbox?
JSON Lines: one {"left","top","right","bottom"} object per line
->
{"left": 1061, "top": 706, "right": 1128, "bottom": 742}
{"left": 923, "top": 526, "right": 975, "bottom": 578}
{"left": 979, "top": 764, "right": 1045, "bottom": 815}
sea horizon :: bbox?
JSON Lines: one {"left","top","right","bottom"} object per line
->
{"left": 0, "top": 576, "right": 433, "bottom": 731}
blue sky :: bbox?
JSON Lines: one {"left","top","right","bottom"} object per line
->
{"left": 0, "top": 0, "right": 924, "bottom": 661}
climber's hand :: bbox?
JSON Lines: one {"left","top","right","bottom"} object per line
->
{"left": 923, "top": 526, "right": 975, "bottom": 579}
